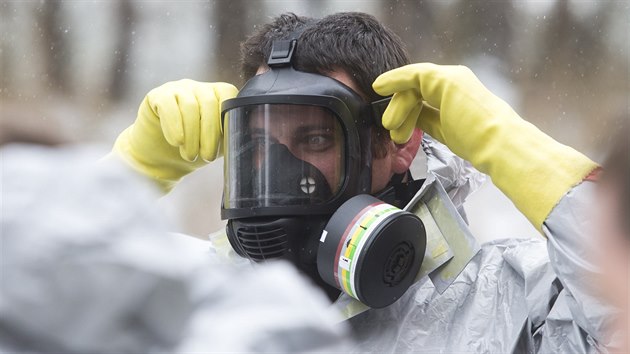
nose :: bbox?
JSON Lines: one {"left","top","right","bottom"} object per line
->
{"left": 268, "top": 135, "right": 302, "bottom": 161}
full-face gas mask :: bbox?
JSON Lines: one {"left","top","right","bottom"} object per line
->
{"left": 221, "top": 39, "right": 426, "bottom": 308}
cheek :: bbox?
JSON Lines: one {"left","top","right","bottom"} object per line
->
{"left": 304, "top": 152, "right": 342, "bottom": 193}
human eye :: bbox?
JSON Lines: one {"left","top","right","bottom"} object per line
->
{"left": 304, "top": 132, "right": 334, "bottom": 152}
{"left": 250, "top": 129, "right": 276, "bottom": 146}
{"left": 245, "top": 132, "right": 269, "bottom": 158}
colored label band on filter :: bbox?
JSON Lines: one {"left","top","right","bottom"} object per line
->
{"left": 334, "top": 203, "right": 401, "bottom": 299}
{"left": 330, "top": 201, "right": 381, "bottom": 288}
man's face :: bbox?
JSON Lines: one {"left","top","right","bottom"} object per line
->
{"left": 249, "top": 104, "right": 345, "bottom": 195}
{"left": 253, "top": 66, "right": 413, "bottom": 194}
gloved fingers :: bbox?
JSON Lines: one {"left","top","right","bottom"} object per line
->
{"left": 389, "top": 102, "right": 422, "bottom": 144}
{"left": 199, "top": 83, "right": 237, "bottom": 162}
{"left": 413, "top": 64, "right": 492, "bottom": 110}
{"left": 177, "top": 90, "right": 201, "bottom": 162}
{"left": 199, "top": 89, "right": 221, "bottom": 162}
{"left": 380, "top": 89, "right": 421, "bottom": 131}
{"left": 212, "top": 83, "right": 239, "bottom": 135}
{"left": 372, "top": 63, "right": 434, "bottom": 96}
{"left": 375, "top": 63, "right": 482, "bottom": 110}
{"left": 150, "top": 89, "right": 185, "bottom": 147}
{"left": 416, "top": 102, "right": 446, "bottom": 144}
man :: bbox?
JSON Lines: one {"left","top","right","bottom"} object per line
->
{"left": 113, "top": 12, "right": 620, "bottom": 352}
{"left": 114, "top": 12, "right": 424, "bottom": 300}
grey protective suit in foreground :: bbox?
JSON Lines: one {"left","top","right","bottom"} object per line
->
{"left": 0, "top": 144, "right": 350, "bottom": 353}
{"left": 348, "top": 181, "right": 622, "bottom": 353}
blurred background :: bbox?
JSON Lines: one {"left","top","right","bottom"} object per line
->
{"left": 1, "top": 0, "right": 628, "bottom": 241}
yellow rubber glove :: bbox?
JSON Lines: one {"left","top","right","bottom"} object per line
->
{"left": 373, "top": 63, "right": 598, "bottom": 231}
{"left": 113, "top": 79, "right": 238, "bottom": 192}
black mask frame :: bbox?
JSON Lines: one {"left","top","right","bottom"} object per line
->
{"left": 220, "top": 39, "right": 384, "bottom": 220}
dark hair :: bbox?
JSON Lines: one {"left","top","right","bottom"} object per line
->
{"left": 602, "top": 119, "right": 629, "bottom": 239}
{"left": 296, "top": 12, "right": 410, "bottom": 102}
{"left": 240, "top": 12, "right": 411, "bottom": 158}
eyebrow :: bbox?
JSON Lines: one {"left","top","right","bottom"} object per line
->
{"left": 295, "top": 125, "right": 335, "bottom": 135}
{"left": 250, "top": 127, "right": 267, "bottom": 136}
{"left": 250, "top": 124, "right": 336, "bottom": 136}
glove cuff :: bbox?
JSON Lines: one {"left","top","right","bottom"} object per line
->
{"left": 476, "top": 119, "right": 599, "bottom": 232}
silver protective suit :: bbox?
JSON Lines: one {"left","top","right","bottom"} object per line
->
{"left": 346, "top": 138, "right": 621, "bottom": 353}
{"left": 349, "top": 181, "right": 621, "bottom": 353}
{"left": 208, "top": 135, "right": 622, "bottom": 353}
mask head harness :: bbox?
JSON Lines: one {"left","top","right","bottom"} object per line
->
{"left": 220, "top": 39, "right": 426, "bottom": 307}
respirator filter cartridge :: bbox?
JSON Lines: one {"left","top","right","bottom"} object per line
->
{"left": 317, "top": 194, "right": 426, "bottom": 308}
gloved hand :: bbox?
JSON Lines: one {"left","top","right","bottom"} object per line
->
{"left": 113, "top": 79, "right": 238, "bottom": 192}
{"left": 373, "top": 63, "right": 598, "bottom": 231}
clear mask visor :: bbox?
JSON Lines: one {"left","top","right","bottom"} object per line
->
{"left": 224, "top": 104, "right": 346, "bottom": 209}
